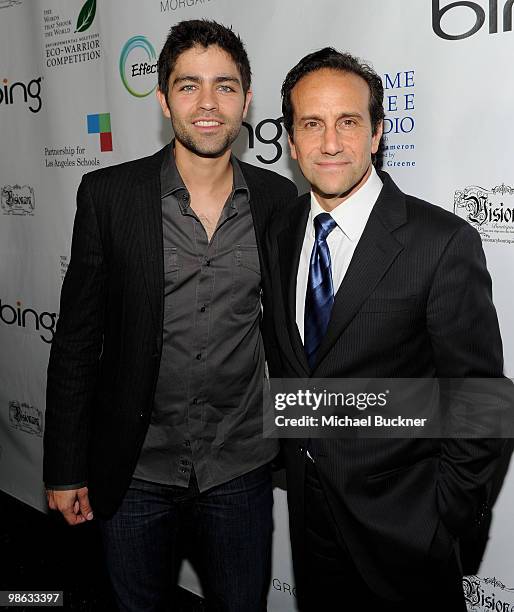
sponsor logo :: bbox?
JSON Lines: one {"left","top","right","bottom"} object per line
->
{"left": 272, "top": 578, "right": 296, "bottom": 598}
{"left": 0, "top": 0, "right": 22, "bottom": 8}
{"left": 0, "top": 77, "right": 42, "bottom": 113}
{"left": 1, "top": 184, "right": 35, "bottom": 215}
{"left": 9, "top": 401, "right": 44, "bottom": 437}
{"left": 0, "top": 299, "right": 58, "bottom": 343}
{"left": 240, "top": 117, "right": 287, "bottom": 165}
{"left": 75, "top": 0, "right": 96, "bottom": 33}
{"left": 433, "top": 0, "right": 514, "bottom": 40}
{"left": 120, "top": 35, "right": 157, "bottom": 98}
{"left": 43, "top": 1, "right": 100, "bottom": 68}
{"left": 160, "top": 0, "right": 213, "bottom": 11}
{"left": 454, "top": 183, "right": 514, "bottom": 243}
{"left": 44, "top": 145, "right": 100, "bottom": 169}
{"left": 87, "top": 113, "right": 113, "bottom": 152}
{"left": 382, "top": 69, "right": 416, "bottom": 170}
{"left": 464, "top": 575, "right": 514, "bottom": 610}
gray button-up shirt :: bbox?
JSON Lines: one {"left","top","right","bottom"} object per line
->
{"left": 133, "top": 147, "right": 278, "bottom": 491}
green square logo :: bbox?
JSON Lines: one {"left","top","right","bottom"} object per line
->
{"left": 98, "top": 113, "right": 111, "bottom": 133}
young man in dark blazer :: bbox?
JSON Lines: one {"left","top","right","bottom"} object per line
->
{"left": 264, "top": 48, "right": 505, "bottom": 610}
{"left": 43, "top": 20, "right": 296, "bottom": 612}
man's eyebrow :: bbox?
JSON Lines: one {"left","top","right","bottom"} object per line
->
{"left": 297, "top": 114, "right": 324, "bottom": 123}
{"left": 337, "top": 112, "right": 364, "bottom": 120}
{"left": 172, "top": 76, "right": 201, "bottom": 86}
{"left": 172, "top": 75, "right": 241, "bottom": 86}
{"left": 297, "top": 112, "right": 364, "bottom": 123}
{"left": 214, "top": 76, "right": 241, "bottom": 85}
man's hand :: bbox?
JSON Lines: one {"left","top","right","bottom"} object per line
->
{"left": 46, "top": 487, "right": 94, "bottom": 526}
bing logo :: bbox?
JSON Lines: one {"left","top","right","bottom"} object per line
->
{"left": 87, "top": 113, "right": 112, "bottom": 152}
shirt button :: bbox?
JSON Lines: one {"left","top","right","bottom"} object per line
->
{"left": 200, "top": 305, "right": 206, "bottom": 312}
{"left": 180, "top": 468, "right": 187, "bottom": 474}
{"left": 205, "top": 259, "right": 211, "bottom": 267}
{"left": 196, "top": 353, "right": 202, "bottom": 360}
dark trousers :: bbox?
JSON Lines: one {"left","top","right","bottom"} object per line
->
{"left": 98, "top": 464, "right": 273, "bottom": 612}
{"left": 301, "top": 457, "right": 467, "bottom": 611}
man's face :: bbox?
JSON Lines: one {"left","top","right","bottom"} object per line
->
{"left": 289, "top": 68, "right": 383, "bottom": 207}
{"left": 157, "top": 44, "right": 251, "bottom": 157}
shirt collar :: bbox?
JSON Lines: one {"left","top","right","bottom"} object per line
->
{"left": 160, "top": 141, "right": 250, "bottom": 209}
{"left": 308, "top": 165, "right": 383, "bottom": 241}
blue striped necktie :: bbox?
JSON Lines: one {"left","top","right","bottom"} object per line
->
{"left": 304, "top": 212, "right": 337, "bottom": 369}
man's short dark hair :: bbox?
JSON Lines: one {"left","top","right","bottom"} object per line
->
{"left": 281, "top": 47, "right": 384, "bottom": 140}
{"left": 158, "top": 19, "right": 251, "bottom": 101}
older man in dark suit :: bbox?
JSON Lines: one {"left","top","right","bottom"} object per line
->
{"left": 265, "top": 47, "right": 505, "bottom": 611}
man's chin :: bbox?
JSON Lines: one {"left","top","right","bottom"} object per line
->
{"left": 314, "top": 182, "right": 354, "bottom": 200}
{"left": 312, "top": 173, "right": 370, "bottom": 202}
{"left": 174, "top": 131, "right": 237, "bottom": 159}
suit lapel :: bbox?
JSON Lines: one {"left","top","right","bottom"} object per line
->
{"left": 277, "top": 195, "right": 310, "bottom": 375}
{"left": 313, "top": 173, "right": 407, "bottom": 370}
{"left": 135, "top": 146, "right": 167, "bottom": 335}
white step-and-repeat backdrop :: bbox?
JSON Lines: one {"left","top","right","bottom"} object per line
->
{"left": 1, "top": 1, "right": 514, "bottom": 609}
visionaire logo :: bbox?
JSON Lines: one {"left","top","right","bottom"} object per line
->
{"left": 432, "top": 0, "right": 514, "bottom": 40}
{"left": 1, "top": 184, "right": 35, "bottom": 215}
{"left": 9, "top": 401, "right": 44, "bottom": 437}
{"left": 87, "top": 113, "right": 113, "bottom": 152}
{"left": 120, "top": 35, "right": 157, "bottom": 98}
{"left": 0, "top": 77, "right": 42, "bottom": 113}
{"left": 454, "top": 183, "right": 514, "bottom": 243}
{"left": 464, "top": 575, "right": 514, "bottom": 610}
{"left": 0, "top": 299, "right": 57, "bottom": 343}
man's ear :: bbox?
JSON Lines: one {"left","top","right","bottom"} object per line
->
{"left": 371, "top": 119, "right": 383, "bottom": 155}
{"left": 242, "top": 89, "right": 253, "bottom": 119}
{"left": 288, "top": 134, "right": 298, "bottom": 160}
{"left": 156, "top": 88, "right": 171, "bottom": 119}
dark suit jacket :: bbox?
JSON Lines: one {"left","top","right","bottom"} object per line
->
{"left": 264, "top": 170, "right": 505, "bottom": 599}
{"left": 43, "top": 144, "right": 297, "bottom": 518}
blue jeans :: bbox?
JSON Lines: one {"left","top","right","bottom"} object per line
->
{"left": 98, "top": 464, "right": 273, "bottom": 612}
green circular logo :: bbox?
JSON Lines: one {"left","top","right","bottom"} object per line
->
{"left": 119, "top": 35, "right": 157, "bottom": 98}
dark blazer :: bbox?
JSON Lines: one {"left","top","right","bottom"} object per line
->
{"left": 264, "top": 170, "right": 505, "bottom": 599}
{"left": 43, "top": 144, "right": 297, "bottom": 518}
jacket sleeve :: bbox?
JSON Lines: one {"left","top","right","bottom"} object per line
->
{"left": 427, "top": 221, "right": 509, "bottom": 535}
{"left": 261, "top": 180, "right": 297, "bottom": 379}
{"left": 43, "top": 175, "right": 107, "bottom": 487}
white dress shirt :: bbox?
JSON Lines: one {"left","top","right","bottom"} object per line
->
{"left": 296, "top": 167, "right": 383, "bottom": 343}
